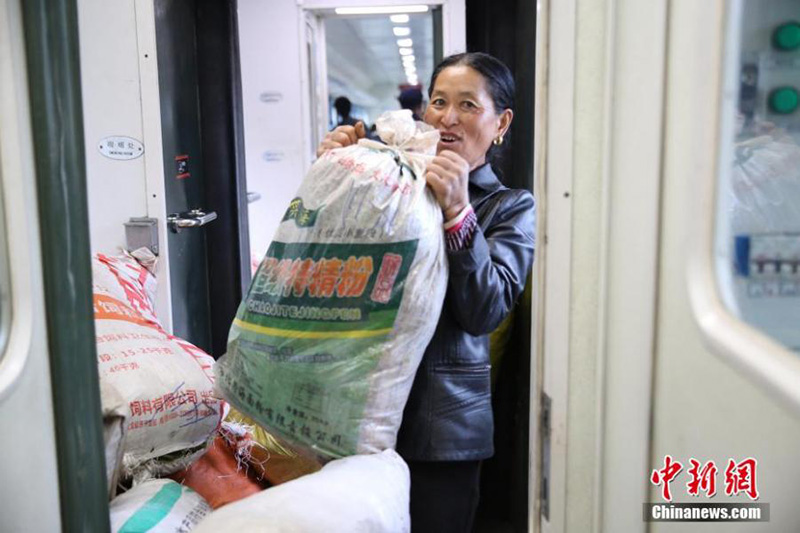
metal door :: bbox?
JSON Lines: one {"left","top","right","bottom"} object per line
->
{"left": 3, "top": 0, "right": 109, "bottom": 529}
{"left": 0, "top": 2, "right": 62, "bottom": 529}
{"left": 154, "top": 0, "right": 214, "bottom": 352}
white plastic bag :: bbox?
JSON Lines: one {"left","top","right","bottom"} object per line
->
{"left": 215, "top": 110, "right": 447, "bottom": 461}
{"left": 730, "top": 133, "right": 800, "bottom": 233}
{"left": 109, "top": 479, "right": 211, "bottom": 532}
{"left": 193, "top": 449, "right": 410, "bottom": 533}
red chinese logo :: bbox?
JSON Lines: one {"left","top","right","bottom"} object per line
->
{"left": 651, "top": 455, "right": 683, "bottom": 502}
{"left": 686, "top": 459, "right": 718, "bottom": 498}
{"left": 651, "top": 456, "right": 759, "bottom": 501}
{"left": 724, "top": 458, "right": 759, "bottom": 500}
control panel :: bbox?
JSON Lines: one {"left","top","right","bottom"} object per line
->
{"left": 718, "top": 0, "right": 800, "bottom": 351}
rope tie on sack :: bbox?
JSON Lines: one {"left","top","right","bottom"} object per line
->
{"left": 357, "top": 138, "right": 436, "bottom": 183}
{"left": 356, "top": 109, "right": 440, "bottom": 184}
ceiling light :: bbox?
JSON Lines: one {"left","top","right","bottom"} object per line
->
{"left": 393, "top": 27, "right": 411, "bottom": 37}
{"left": 335, "top": 5, "right": 428, "bottom": 15}
{"left": 397, "top": 38, "right": 413, "bottom": 47}
{"left": 390, "top": 14, "right": 410, "bottom": 23}
{"left": 404, "top": 66, "right": 417, "bottom": 74}
{"left": 402, "top": 55, "right": 416, "bottom": 64}
{"left": 399, "top": 47, "right": 414, "bottom": 56}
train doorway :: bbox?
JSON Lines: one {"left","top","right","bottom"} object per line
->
{"left": 153, "top": 0, "right": 251, "bottom": 357}
{"left": 293, "top": 2, "right": 540, "bottom": 532}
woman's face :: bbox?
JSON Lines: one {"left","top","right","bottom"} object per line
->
{"left": 424, "top": 65, "right": 513, "bottom": 171}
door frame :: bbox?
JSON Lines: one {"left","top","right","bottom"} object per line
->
{"left": 537, "top": 0, "right": 668, "bottom": 531}
{"left": 20, "top": 0, "right": 110, "bottom": 528}
{"left": 136, "top": 0, "right": 250, "bottom": 355}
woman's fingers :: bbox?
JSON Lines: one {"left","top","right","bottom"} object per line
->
{"left": 315, "top": 140, "right": 344, "bottom": 158}
{"left": 436, "top": 150, "right": 471, "bottom": 175}
{"left": 426, "top": 150, "right": 470, "bottom": 221}
{"left": 355, "top": 121, "right": 367, "bottom": 139}
{"left": 316, "top": 126, "right": 361, "bottom": 157}
{"left": 332, "top": 129, "right": 356, "bottom": 146}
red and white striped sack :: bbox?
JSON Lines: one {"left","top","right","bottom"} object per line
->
{"left": 92, "top": 253, "right": 223, "bottom": 476}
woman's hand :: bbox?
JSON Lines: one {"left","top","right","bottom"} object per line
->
{"left": 316, "top": 122, "right": 366, "bottom": 158}
{"left": 425, "top": 150, "right": 471, "bottom": 221}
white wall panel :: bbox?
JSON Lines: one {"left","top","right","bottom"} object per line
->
{"left": 78, "top": 0, "right": 148, "bottom": 254}
{"left": 237, "top": 0, "right": 307, "bottom": 261}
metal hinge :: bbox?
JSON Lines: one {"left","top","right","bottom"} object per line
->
{"left": 541, "top": 392, "right": 552, "bottom": 521}
{"left": 124, "top": 217, "right": 159, "bottom": 255}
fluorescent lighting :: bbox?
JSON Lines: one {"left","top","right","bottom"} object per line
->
{"left": 390, "top": 14, "right": 410, "bottom": 23}
{"left": 335, "top": 5, "right": 428, "bottom": 15}
{"left": 404, "top": 66, "right": 417, "bottom": 74}
{"left": 393, "top": 26, "right": 411, "bottom": 37}
{"left": 399, "top": 47, "right": 414, "bottom": 56}
{"left": 402, "top": 55, "right": 416, "bottom": 64}
{"left": 397, "top": 38, "right": 413, "bottom": 47}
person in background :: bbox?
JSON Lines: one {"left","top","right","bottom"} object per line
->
{"left": 333, "top": 96, "right": 359, "bottom": 127}
{"left": 398, "top": 87, "right": 425, "bottom": 121}
{"left": 318, "top": 52, "right": 535, "bottom": 533}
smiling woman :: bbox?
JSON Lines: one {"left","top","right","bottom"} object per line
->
{"left": 317, "top": 51, "right": 536, "bottom": 533}
{"left": 425, "top": 58, "right": 513, "bottom": 171}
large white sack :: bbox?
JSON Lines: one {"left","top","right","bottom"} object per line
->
{"left": 110, "top": 479, "right": 211, "bottom": 533}
{"left": 93, "top": 253, "right": 223, "bottom": 476}
{"left": 215, "top": 110, "right": 447, "bottom": 460}
{"left": 193, "top": 449, "right": 410, "bottom": 533}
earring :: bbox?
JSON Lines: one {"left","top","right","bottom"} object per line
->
{"left": 493, "top": 135, "right": 504, "bottom": 146}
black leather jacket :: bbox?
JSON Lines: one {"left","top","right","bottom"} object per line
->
{"left": 396, "top": 163, "right": 536, "bottom": 461}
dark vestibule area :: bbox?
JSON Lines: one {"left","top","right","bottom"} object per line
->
{"left": 466, "top": 0, "right": 537, "bottom": 531}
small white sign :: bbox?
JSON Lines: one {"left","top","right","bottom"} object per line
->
{"left": 98, "top": 136, "right": 144, "bottom": 160}
{"left": 259, "top": 92, "right": 283, "bottom": 104}
{"left": 262, "top": 150, "right": 285, "bottom": 162}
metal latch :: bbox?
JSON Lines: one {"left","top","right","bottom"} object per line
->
{"left": 167, "top": 209, "right": 217, "bottom": 233}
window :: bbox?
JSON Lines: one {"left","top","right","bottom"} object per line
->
{"left": 715, "top": 0, "right": 800, "bottom": 352}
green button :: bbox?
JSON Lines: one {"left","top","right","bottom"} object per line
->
{"left": 773, "top": 21, "right": 800, "bottom": 50}
{"left": 769, "top": 87, "right": 799, "bottom": 114}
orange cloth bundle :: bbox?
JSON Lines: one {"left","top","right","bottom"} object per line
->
{"left": 169, "top": 435, "right": 268, "bottom": 509}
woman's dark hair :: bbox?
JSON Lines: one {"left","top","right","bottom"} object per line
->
{"left": 428, "top": 52, "right": 515, "bottom": 168}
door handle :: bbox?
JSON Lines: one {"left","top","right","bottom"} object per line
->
{"left": 167, "top": 209, "right": 218, "bottom": 233}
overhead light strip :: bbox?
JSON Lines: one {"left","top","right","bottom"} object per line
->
{"left": 335, "top": 5, "right": 429, "bottom": 15}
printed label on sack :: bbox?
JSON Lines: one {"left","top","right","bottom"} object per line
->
{"left": 218, "top": 239, "right": 418, "bottom": 458}
{"left": 282, "top": 198, "right": 322, "bottom": 228}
